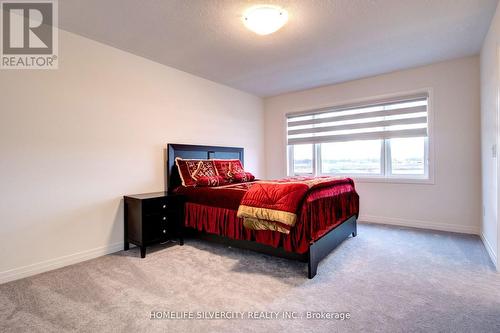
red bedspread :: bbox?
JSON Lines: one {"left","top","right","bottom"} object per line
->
{"left": 174, "top": 178, "right": 359, "bottom": 254}
{"left": 237, "top": 177, "right": 353, "bottom": 234}
{"left": 175, "top": 182, "right": 252, "bottom": 210}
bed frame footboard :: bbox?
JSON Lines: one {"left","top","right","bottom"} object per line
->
{"left": 307, "top": 215, "right": 357, "bottom": 279}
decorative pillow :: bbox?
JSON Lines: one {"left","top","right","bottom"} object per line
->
{"left": 175, "top": 157, "right": 201, "bottom": 187}
{"left": 213, "top": 159, "right": 245, "bottom": 181}
{"left": 229, "top": 160, "right": 245, "bottom": 175}
{"left": 195, "top": 175, "right": 228, "bottom": 187}
{"left": 232, "top": 172, "right": 255, "bottom": 183}
{"left": 175, "top": 158, "right": 218, "bottom": 187}
{"left": 192, "top": 160, "right": 218, "bottom": 179}
{"left": 213, "top": 159, "right": 233, "bottom": 180}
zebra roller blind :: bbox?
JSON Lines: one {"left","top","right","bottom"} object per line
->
{"left": 287, "top": 94, "right": 428, "bottom": 145}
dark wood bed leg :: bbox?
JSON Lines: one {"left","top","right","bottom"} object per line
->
{"left": 124, "top": 200, "right": 129, "bottom": 251}
{"left": 140, "top": 246, "right": 146, "bottom": 258}
{"left": 308, "top": 250, "right": 318, "bottom": 279}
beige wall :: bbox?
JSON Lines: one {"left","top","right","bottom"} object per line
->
{"left": 480, "top": 1, "right": 500, "bottom": 268}
{"left": 0, "top": 30, "right": 264, "bottom": 283}
{"left": 264, "top": 56, "right": 481, "bottom": 235}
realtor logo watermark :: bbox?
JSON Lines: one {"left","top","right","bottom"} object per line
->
{"left": 1, "top": 0, "right": 58, "bottom": 69}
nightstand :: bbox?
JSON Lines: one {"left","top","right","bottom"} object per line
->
{"left": 124, "top": 192, "right": 185, "bottom": 258}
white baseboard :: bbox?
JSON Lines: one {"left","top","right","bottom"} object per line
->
{"left": 0, "top": 242, "right": 124, "bottom": 285}
{"left": 358, "top": 214, "right": 480, "bottom": 235}
{"left": 480, "top": 232, "right": 498, "bottom": 269}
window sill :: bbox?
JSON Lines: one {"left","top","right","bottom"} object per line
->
{"left": 351, "top": 176, "right": 434, "bottom": 185}
{"left": 289, "top": 173, "right": 434, "bottom": 185}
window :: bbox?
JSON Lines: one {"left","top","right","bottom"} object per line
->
{"left": 389, "top": 137, "right": 426, "bottom": 175}
{"left": 287, "top": 94, "right": 430, "bottom": 180}
{"left": 290, "top": 143, "right": 313, "bottom": 174}
{"left": 320, "top": 140, "right": 382, "bottom": 175}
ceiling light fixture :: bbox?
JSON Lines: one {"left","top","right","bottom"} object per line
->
{"left": 243, "top": 5, "right": 288, "bottom": 35}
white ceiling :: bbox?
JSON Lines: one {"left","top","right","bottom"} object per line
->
{"left": 59, "top": 0, "right": 498, "bottom": 97}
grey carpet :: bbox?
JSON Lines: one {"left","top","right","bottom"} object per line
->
{"left": 1, "top": 223, "right": 499, "bottom": 333}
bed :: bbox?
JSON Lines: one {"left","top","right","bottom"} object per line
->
{"left": 167, "top": 143, "right": 359, "bottom": 278}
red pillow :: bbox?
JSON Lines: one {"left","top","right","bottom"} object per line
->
{"left": 192, "top": 160, "right": 218, "bottom": 179}
{"left": 195, "top": 175, "right": 228, "bottom": 187}
{"left": 175, "top": 158, "right": 200, "bottom": 187}
{"left": 232, "top": 172, "right": 255, "bottom": 183}
{"left": 213, "top": 159, "right": 245, "bottom": 181}
{"left": 213, "top": 159, "right": 232, "bottom": 180}
{"left": 175, "top": 158, "right": 217, "bottom": 187}
{"left": 229, "top": 160, "right": 245, "bottom": 175}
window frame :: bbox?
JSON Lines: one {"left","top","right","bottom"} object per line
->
{"left": 286, "top": 89, "right": 435, "bottom": 185}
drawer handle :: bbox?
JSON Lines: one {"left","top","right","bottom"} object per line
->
{"left": 162, "top": 217, "right": 167, "bottom": 220}
{"left": 163, "top": 229, "right": 166, "bottom": 234}
{"left": 162, "top": 205, "right": 167, "bottom": 209}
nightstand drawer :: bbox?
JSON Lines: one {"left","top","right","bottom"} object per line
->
{"left": 143, "top": 198, "right": 170, "bottom": 215}
{"left": 143, "top": 213, "right": 171, "bottom": 226}
{"left": 143, "top": 214, "right": 170, "bottom": 243}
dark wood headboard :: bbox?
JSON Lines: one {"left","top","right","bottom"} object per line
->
{"left": 166, "top": 143, "right": 244, "bottom": 191}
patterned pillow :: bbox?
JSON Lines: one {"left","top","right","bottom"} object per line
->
{"left": 213, "top": 159, "right": 245, "bottom": 181}
{"left": 213, "top": 159, "right": 232, "bottom": 180}
{"left": 195, "top": 175, "right": 228, "bottom": 187}
{"left": 175, "top": 157, "right": 200, "bottom": 187}
{"left": 229, "top": 160, "right": 245, "bottom": 175}
{"left": 175, "top": 158, "right": 217, "bottom": 187}
{"left": 192, "top": 160, "right": 218, "bottom": 179}
{"left": 232, "top": 172, "right": 255, "bottom": 183}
